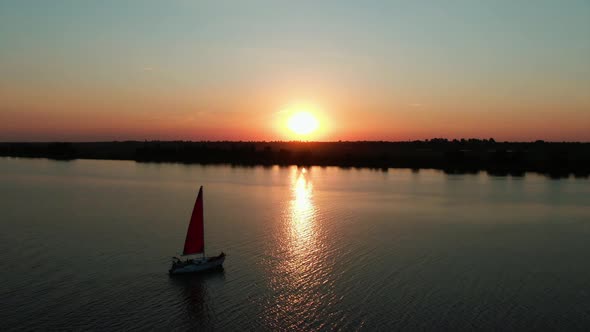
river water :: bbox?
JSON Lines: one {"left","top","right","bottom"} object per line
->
{"left": 1, "top": 157, "right": 589, "bottom": 330}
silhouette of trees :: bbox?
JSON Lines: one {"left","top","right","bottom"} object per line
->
{"left": 1, "top": 140, "right": 589, "bottom": 177}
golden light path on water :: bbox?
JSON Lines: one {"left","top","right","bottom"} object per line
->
{"left": 263, "top": 167, "right": 344, "bottom": 330}
{"left": 290, "top": 168, "right": 315, "bottom": 254}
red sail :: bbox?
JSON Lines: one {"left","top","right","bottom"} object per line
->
{"left": 183, "top": 186, "right": 204, "bottom": 255}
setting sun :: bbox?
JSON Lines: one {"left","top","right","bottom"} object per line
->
{"left": 287, "top": 112, "right": 319, "bottom": 136}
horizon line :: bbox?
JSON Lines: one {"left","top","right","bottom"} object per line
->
{"left": 2, "top": 139, "right": 589, "bottom": 144}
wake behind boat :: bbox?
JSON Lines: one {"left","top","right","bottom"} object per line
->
{"left": 169, "top": 186, "right": 225, "bottom": 275}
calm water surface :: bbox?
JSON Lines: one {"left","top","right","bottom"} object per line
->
{"left": 1, "top": 157, "right": 590, "bottom": 331}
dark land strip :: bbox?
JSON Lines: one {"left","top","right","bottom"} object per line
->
{"left": 1, "top": 140, "right": 589, "bottom": 178}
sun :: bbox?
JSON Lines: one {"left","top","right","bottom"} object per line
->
{"left": 287, "top": 112, "right": 319, "bottom": 136}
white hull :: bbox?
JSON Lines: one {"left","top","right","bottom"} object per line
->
{"left": 169, "top": 254, "right": 225, "bottom": 275}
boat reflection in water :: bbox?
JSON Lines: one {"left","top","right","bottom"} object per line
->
{"left": 168, "top": 270, "right": 225, "bottom": 329}
{"left": 264, "top": 167, "right": 339, "bottom": 330}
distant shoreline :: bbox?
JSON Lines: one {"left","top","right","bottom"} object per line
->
{"left": 1, "top": 140, "right": 589, "bottom": 178}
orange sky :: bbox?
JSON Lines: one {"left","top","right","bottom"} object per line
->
{"left": 1, "top": 1, "right": 589, "bottom": 142}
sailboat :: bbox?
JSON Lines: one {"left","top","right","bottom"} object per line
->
{"left": 169, "top": 186, "right": 225, "bottom": 275}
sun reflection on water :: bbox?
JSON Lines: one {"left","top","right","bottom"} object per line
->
{"left": 262, "top": 167, "right": 341, "bottom": 330}
{"left": 290, "top": 167, "right": 315, "bottom": 253}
